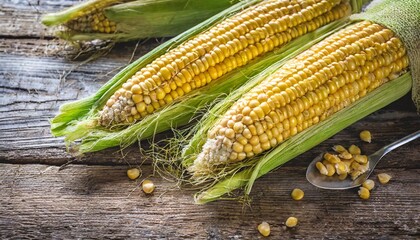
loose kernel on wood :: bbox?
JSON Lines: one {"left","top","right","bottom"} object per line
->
{"left": 378, "top": 173, "right": 392, "bottom": 184}
{"left": 127, "top": 168, "right": 141, "bottom": 180}
{"left": 257, "top": 222, "right": 270, "bottom": 237}
{"left": 358, "top": 187, "right": 370, "bottom": 199}
{"left": 285, "top": 217, "right": 298, "bottom": 228}
{"left": 142, "top": 179, "right": 155, "bottom": 194}
{"left": 291, "top": 188, "right": 304, "bottom": 201}
{"left": 360, "top": 130, "right": 372, "bottom": 143}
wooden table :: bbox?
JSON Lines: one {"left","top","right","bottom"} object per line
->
{"left": 1, "top": 1, "right": 419, "bottom": 239}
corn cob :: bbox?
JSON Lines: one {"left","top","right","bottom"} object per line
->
{"left": 191, "top": 21, "right": 409, "bottom": 174}
{"left": 64, "top": 0, "right": 126, "bottom": 34}
{"left": 99, "top": 0, "right": 351, "bottom": 127}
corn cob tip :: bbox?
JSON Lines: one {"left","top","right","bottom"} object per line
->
{"left": 191, "top": 137, "right": 233, "bottom": 174}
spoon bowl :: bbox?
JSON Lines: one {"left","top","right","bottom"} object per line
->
{"left": 306, "top": 130, "right": 420, "bottom": 190}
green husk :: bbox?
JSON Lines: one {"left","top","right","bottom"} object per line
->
{"left": 42, "top": 0, "right": 239, "bottom": 42}
{"left": 195, "top": 73, "right": 412, "bottom": 204}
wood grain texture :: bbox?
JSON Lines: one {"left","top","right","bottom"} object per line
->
{"left": 1, "top": 164, "right": 419, "bottom": 239}
{"left": 1, "top": 1, "right": 419, "bottom": 239}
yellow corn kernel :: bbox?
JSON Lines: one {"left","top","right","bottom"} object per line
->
{"left": 332, "top": 145, "right": 347, "bottom": 153}
{"left": 358, "top": 187, "right": 370, "bottom": 199}
{"left": 348, "top": 145, "right": 361, "bottom": 155}
{"left": 377, "top": 173, "right": 392, "bottom": 184}
{"left": 350, "top": 170, "right": 363, "bottom": 180}
{"left": 291, "top": 188, "right": 304, "bottom": 201}
{"left": 127, "top": 168, "right": 141, "bottom": 180}
{"left": 324, "top": 152, "right": 341, "bottom": 163}
{"left": 325, "top": 163, "right": 336, "bottom": 176}
{"left": 338, "top": 173, "right": 348, "bottom": 180}
{"left": 360, "top": 130, "right": 372, "bottom": 143}
{"left": 335, "top": 162, "right": 349, "bottom": 175}
{"left": 316, "top": 161, "right": 328, "bottom": 175}
{"left": 354, "top": 154, "right": 368, "bottom": 164}
{"left": 362, "top": 179, "right": 375, "bottom": 190}
{"left": 142, "top": 179, "right": 155, "bottom": 194}
{"left": 339, "top": 151, "right": 353, "bottom": 160}
{"left": 257, "top": 222, "right": 270, "bottom": 237}
{"left": 285, "top": 217, "right": 298, "bottom": 228}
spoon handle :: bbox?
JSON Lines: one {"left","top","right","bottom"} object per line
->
{"left": 377, "top": 130, "right": 420, "bottom": 156}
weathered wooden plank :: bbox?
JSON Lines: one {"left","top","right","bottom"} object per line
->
{"left": 0, "top": 164, "right": 418, "bottom": 239}
{"left": 0, "top": 0, "right": 82, "bottom": 38}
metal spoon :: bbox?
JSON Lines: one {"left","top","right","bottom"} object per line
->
{"left": 306, "top": 130, "right": 420, "bottom": 190}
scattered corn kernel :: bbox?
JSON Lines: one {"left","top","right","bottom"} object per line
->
{"left": 362, "top": 179, "right": 375, "bottom": 190}
{"left": 316, "top": 162, "right": 328, "bottom": 175}
{"left": 142, "top": 179, "right": 155, "bottom": 194}
{"left": 257, "top": 222, "right": 270, "bottom": 237}
{"left": 348, "top": 145, "right": 361, "bottom": 155}
{"left": 324, "top": 153, "right": 341, "bottom": 163}
{"left": 285, "top": 217, "right": 298, "bottom": 228}
{"left": 127, "top": 168, "right": 141, "bottom": 180}
{"left": 358, "top": 187, "right": 370, "bottom": 199}
{"left": 291, "top": 188, "right": 304, "bottom": 201}
{"left": 332, "top": 145, "right": 347, "bottom": 153}
{"left": 360, "top": 130, "right": 372, "bottom": 143}
{"left": 378, "top": 173, "right": 392, "bottom": 184}
{"left": 354, "top": 155, "right": 368, "bottom": 164}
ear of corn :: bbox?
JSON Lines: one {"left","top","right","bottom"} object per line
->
{"left": 195, "top": 73, "right": 412, "bottom": 204}
{"left": 187, "top": 20, "right": 409, "bottom": 175}
{"left": 52, "top": 0, "right": 360, "bottom": 154}
{"left": 183, "top": 0, "right": 420, "bottom": 203}
{"left": 42, "top": 0, "right": 240, "bottom": 42}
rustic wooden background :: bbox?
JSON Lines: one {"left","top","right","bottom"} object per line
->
{"left": 1, "top": 1, "right": 419, "bottom": 239}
